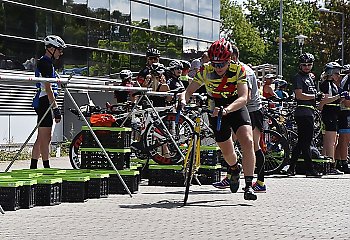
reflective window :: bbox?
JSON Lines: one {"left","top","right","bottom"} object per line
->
{"left": 63, "top": 47, "right": 88, "bottom": 74}
{"left": 150, "top": 0, "right": 166, "bottom": 30}
{"left": 3, "top": 2, "right": 36, "bottom": 38}
{"left": 111, "top": 0, "right": 131, "bottom": 50}
{"left": 63, "top": 16, "right": 87, "bottom": 46}
{"left": 212, "top": 0, "right": 220, "bottom": 20}
{"left": 184, "top": 0, "right": 198, "bottom": 15}
{"left": 64, "top": 0, "right": 88, "bottom": 15}
{"left": 167, "top": 11, "right": 183, "bottom": 34}
{"left": 213, "top": 21, "right": 220, "bottom": 40}
{"left": 88, "top": 0, "right": 109, "bottom": 11}
{"left": 88, "top": 50, "right": 110, "bottom": 77}
{"left": 199, "top": 0, "right": 212, "bottom": 18}
{"left": 131, "top": 1, "right": 150, "bottom": 28}
{"left": 151, "top": 0, "right": 166, "bottom": 7}
{"left": 183, "top": 15, "right": 198, "bottom": 54}
{"left": 198, "top": 19, "right": 212, "bottom": 51}
{"left": 167, "top": 0, "right": 183, "bottom": 11}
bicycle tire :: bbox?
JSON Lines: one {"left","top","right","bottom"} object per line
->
{"left": 262, "top": 129, "right": 290, "bottom": 175}
{"left": 143, "top": 112, "right": 194, "bottom": 165}
{"left": 183, "top": 134, "right": 197, "bottom": 206}
{"left": 69, "top": 131, "right": 83, "bottom": 169}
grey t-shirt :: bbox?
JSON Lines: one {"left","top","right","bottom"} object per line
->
{"left": 242, "top": 63, "right": 262, "bottom": 112}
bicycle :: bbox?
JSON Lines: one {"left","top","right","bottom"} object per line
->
{"left": 176, "top": 97, "right": 223, "bottom": 206}
{"left": 68, "top": 100, "right": 194, "bottom": 169}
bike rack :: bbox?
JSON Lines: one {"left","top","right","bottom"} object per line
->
{"left": 0, "top": 73, "right": 137, "bottom": 198}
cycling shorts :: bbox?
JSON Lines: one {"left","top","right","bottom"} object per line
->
{"left": 35, "top": 95, "right": 53, "bottom": 127}
{"left": 338, "top": 110, "right": 350, "bottom": 134}
{"left": 209, "top": 106, "right": 251, "bottom": 142}
{"left": 249, "top": 109, "right": 263, "bottom": 132}
{"left": 321, "top": 109, "right": 338, "bottom": 132}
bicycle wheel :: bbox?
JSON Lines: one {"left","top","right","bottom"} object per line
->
{"left": 184, "top": 134, "right": 197, "bottom": 206}
{"left": 143, "top": 112, "right": 194, "bottom": 165}
{"left": 69, "top": 131, "right": 83, "bottom": 169}
{"left": 262, "top": 129, "right": 290, "bottom": 175}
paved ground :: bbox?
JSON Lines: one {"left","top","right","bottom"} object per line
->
{"left": 0, "top": 157, "right": 349, "bottom": 240}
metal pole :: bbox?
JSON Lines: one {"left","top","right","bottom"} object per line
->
{"left": 278, "top": 0, "right": 283, "bottom": 77}
{"left": 341, "top": 13, "right": 344, "bottom": 65}
{"left": 64, "top": 87, "right": 133, "bottom": 198}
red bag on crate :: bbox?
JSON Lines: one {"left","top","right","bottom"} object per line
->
{"left": 90, "top": 113, "right": 116, "bottom": 127}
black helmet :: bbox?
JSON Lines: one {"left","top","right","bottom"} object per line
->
{"left": 299, "top": 53, "right": 314, "bottom": 63}
{"left": 146, "top": 48, "right": 160, "bottom": 57}
{"left": 324, "top": 62, "right": 343, "bottom": 75}
{"left": 120, "top": 69, "right": 133, "bottom": 80}
{"left": 150, "top": 63, "right": 165, "bottom": 76}
{"left": 181, "top": 60, "right": 191, "bottom": 69}
{"left": 342, "top": 64, "right": 350, "bottom": 74}
{"left": 168, "top": 60, "right": 183, "bottom": 70}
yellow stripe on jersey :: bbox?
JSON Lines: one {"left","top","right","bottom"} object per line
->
{"left": 193, "top": 61, "right": 247, "bottom": 99}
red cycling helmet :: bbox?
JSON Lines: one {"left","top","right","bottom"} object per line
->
{"left": 208, "top": 38, "right": 232, "bottom": 61}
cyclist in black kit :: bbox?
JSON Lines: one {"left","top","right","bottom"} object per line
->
{"left": 286, "top": 53, "right": 323, "bottom": 177}
{"left": 30, "top": 35, "right": 65, "bottom": 169}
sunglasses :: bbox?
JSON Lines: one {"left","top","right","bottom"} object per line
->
{"left": 148, "top": 57, "right": 159, "bottom": 61}
{"left": 212, "top": 61, "right": 229, "bottom": 68}
{"left": 174, "top": 67, "right": 183, "bottom": 70}
{"left": 301, "top": 63, "right": 313, "bottom": 67}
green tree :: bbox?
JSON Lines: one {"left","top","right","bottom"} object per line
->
{"left": 221, "top": 0, "right": 266, "bottom": 65}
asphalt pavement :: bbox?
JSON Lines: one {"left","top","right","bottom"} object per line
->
{"left": 0, "top": 157, "right": 349, "bottom": 240}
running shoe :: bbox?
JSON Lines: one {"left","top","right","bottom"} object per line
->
{"left": 227, "top": 163, "right": 242, "bottom": 193}
{"left": 212, "top": 177, "right": 230, "bottom": 189}
{"left": 244, "top": 186, "right": 257, "bottom": 200}
{"left": 252, "top": 181, "right": 266, "bottom": 193}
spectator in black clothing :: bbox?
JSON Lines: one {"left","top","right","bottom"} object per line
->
{"left": 286, "top": 53, "right": 323, "bottom": 177}
{"left": 165, "top": 60, "right": 185, "bottom": 91}
{"left": 136, "top": 48, "right": 160, "bottom": 87}
{"left": 318, "top": 62, "right": 343, "bottom": 174}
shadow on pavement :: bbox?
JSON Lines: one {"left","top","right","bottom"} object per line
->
{"left": 119, "top": 199, "right": 253, "bottom": 209}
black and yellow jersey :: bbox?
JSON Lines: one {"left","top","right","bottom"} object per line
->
{"left": 193, "top": 61, "right": 247, "bottom": 100}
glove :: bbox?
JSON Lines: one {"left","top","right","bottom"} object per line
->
{"left": 315, "top": 92, "right": 323, "bottom": 102}
{"left": 53, "top": 108, "right": 61, "bottom": 120}
{"left": 340, "top": 91, "right": 350, "bottom": 100}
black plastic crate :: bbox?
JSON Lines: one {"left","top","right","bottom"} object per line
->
{"left": 86, "top": 174, "right": 109, "bottom": 199}
{"left": 93, "top": 170, "right": 140, "bottom": 194}
{"left": 61, "top": 176, "right": 89, "bottom": 203}
{"left": 0, "top": 181, "right": 22, "bottom": 211}
{"left": 196, "top": 166, "right": 221, "bottom": 185}
{"left": 35, "top": 178, "right": 62, "bottom": 206}
{"left": 200, "top": 147, "right": 222, "bottom": 166}
{"left": 81, "top": 148, "right": 130, "bottom": 170}
{"left": 81, "top": 126, "right": 132, "bottom": 148}
{"left": 148, "top": 165, "right": 184, "bottom": 187}
{"left": 16, "top": 179, "right": 37, "bottom": 209}
{"left": 296, "top": 158, "right": 331, "bottom": 175}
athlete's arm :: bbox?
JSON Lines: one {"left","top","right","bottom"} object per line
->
{"left": 224, "top": 82, "right": 248, "bottom": 114}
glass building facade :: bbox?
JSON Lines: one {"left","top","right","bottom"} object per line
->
{"left": 0, "top": 0, "right": 221, "bottom": 76}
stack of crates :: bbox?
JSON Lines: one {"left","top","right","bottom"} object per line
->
{"left": 80, "top": 126, "right": 132, "bottom": 170}
{"left": 147, "top": 146, "right": 222, "bottom": 186}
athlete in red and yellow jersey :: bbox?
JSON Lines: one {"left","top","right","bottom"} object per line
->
{"left": 180, "top": 38, "right": 257, "bottom": 200}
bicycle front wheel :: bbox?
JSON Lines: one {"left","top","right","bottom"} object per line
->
{"left": 262, "top": 129, "right": 290, "bottom": 175}
{"left": 143, "top": 112, "right": 194, "bottom": 165}
{"left": 69, "top": 131, "right": 83, "bottom": 169}
{"left": 183, "top": 134, "right": 197, "bottom": 206}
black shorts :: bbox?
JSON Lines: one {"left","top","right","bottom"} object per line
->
{"left": 249, "top": 109, "right": 263, "bottom": 132}
{"left": 209, "top": 106, "right": 251, "bottom": 142}
{"left": 35, "top": 95, "right": 53, "bottom": 127}
{"left": 321, "top": 109, "right": 339, "bottom": 132}
{"left": 338, "top": 110, "right": 350, "bottom": 133}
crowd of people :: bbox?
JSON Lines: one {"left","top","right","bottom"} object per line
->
{"left": 31, "top": 35, "right": 350, "bottom": 201}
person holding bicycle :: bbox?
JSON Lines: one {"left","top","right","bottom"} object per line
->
{"left": 30, "top": 35, "right": 65, "bottom": 169}
{"left": 165, "top": 60, "right": 185, "bottom": 91}
{"left": 137, "top": 48, "right": 161, "bottom": 87}
{"left": 180, "top": 38, "right": 257, "bottom": 200}
{"left": 212, "top": 44, "right": 266, "bottom": 193}
{"left": 286, "top": 53, "right": 323, "bottom": 177}
{"left": 318, "top": 62, "right": 343, "bottom": 175}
